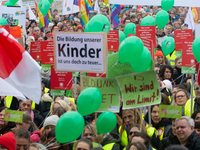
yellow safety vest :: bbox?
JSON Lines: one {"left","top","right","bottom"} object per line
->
{"left": 184, "top": 98, "right": 195, "bottom": 117}
{"left": 118, "top": 126, "right": 128, "bottom": 147}
{"left": 166, "top": 51, "right": 176, "bottom": 66}
{"left": 103, "top": 143, "right": 115, "bottom": 150}
{"left": 146, "top": 125, "right": 165, "bottom": 140}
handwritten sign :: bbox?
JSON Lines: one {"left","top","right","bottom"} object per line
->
{"left": 82, "top": 76, "right": 120, "bottom": 112}
{"left": 159, "top": 105, "right": 182, "bottom": 118}
{"left": 116, "top": 70, "right": 160, "bottom": 109}
{"left": 10, "top": 26, "right": 21, "bottom": 39}
{"left": 107, "top": 53, "right": 135, "bottom": 79}
{"left": 4, "top": 109, "right": 23, "bottom": 123}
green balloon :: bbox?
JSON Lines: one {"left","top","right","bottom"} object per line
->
{"left": 49, "top": 0, "right": 54, "bottom": 4}
{"left": 4, "top": 1, "right": 14, "bottom": 6}
{"left": 85, "top": 14, "right": 110, "bottom": 34}
{"left": 192, "top": 36, "right": 200, "bottom": 62}
{"left": 96, "top": 111, "right": 117, "bottom": 134}
{"left": 155, "top": 10, "right": 169, "bottom": 29}
{"left": 140, "top": 16, "right": 155, "bottom": 26}
{"left": 39, "top": 0, "right": 50, "bottom": 16}
{"left": 119, "top": 30, "right": 126, "bottom": 44}
{"left": 84, "top": 23, "right": 90, "bottom": 32}
{"left": 10, "top": 0, "right": 18, "bottom": 4}
{"left": 161, "top": 37, "right": 175, "bottom": 56}
{"left": 0, "top": 18, "right": 8, "bottom": 26}
{"left": 130, "top": 47, "right": 152, "bottom": 72}
{"left": 77, "top": 87, "right": 102, "bottom": 116}
{"left": 118, "top": 36, "right": 144, "bottom": 63}
{"left": 124, "top": 23, "right": 136, "bottom": 37}
{"left": 56, "top": 112, "right": 85, "bottom": 143}
{"left": 161, "top": 0, "right": 174, "bottom": 11}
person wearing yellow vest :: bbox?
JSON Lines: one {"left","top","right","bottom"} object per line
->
{"left": 144, "top": 103, "right": 171, "bottom": 149}
{"left": 166, "top": 50, "right": 176, "bottom": 66}
{"left": 118, "top": 109, "right": 144, "bottom": 147}
{"left": 81, "top": 124, "right": 103, "bottom": 147}
{"left": 101, "top": 132, "right": 121, "bottom": 150}
{"left": 183, "top": 81, "right": 200, "bottom": 117}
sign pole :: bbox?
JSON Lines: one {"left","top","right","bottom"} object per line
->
{"left": 191, "top": 75, "right": 194, "bottom": 117}
{"left": 140, "top": 107, "right": 143, "bottom": 132}
{"left": 74, "top": 77, "right": 77, "bottom": 102}
{"left": 148, "top": 106, "right": 151, "bottom": 126}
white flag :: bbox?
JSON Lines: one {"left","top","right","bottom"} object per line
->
{"left": 28, "top": 4, "right": 36, "bottom": 20}
{"left": 17, "top": 0, "right": 23, "bottom": 7}
{"left": 62, "top": 0, "right": 79, "bottom": 15}
{"left": 94, "top": 0, "right": 100, "bottom": 14}
{"left": 185, "top": 7, "right": 195, "bottom": 30}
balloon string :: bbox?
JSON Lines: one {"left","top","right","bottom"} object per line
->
{"left": 40, "top": 140, "right": 75, "bottom": 150}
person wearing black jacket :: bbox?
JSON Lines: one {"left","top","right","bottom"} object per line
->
{"left": 174, "top": 116, "right": 200, "bottom": 150}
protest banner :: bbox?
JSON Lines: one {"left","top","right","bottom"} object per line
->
{"left": 116, "top": 70, "right": 160, "bottom": 109}
{"left": 4, "top": 109, "right": 23, "bottom": 123}
{"left": 51, "top": 65, "right": 72, "bottom": 96}
{"left": 30, "top": 41, "right": 41, "bottom": 61}
{"left": 182, "top": 41, "right": 196, "bottom": 74}
{"left": 82, "top": 76, "right": 120, "bottom": 112}
{"left": 107, "top": 30, "right": 119, "bottom": 52}
{"left": 0, "top": 6, "right": 26, "bottom": 35}
{"left": 159, "top": 105, "right": 182, "bottom": 118}
{"left": 174, "top": 29, "right": 193, "bottom": 51}
{"left": 41, "top": 41, "right": 54, "bottom": 71}
{"left": 87, "top": 73, "right": 106, "bottom": 78}
{"left": 10, "top": 26, "right": 21, "bottom": 39}
{"left": 107, "top": 53, "right": 135, "bottom": 79}
{"left": 54, "top": 32, "right": 107, "bottom": 73}
{"left": 109, "top": 0, "right": 200, "bottom": 7}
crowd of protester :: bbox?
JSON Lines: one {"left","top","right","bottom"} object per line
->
{"left": 1, "top": 1, "right": 200, "bottom": 150}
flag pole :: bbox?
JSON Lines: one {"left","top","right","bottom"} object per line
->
{"left": 191, "top": 75, "right": 194, "bottom": 117}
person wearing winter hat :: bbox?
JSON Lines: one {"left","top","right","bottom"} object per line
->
{"left": 155, "top": 50, "right": 165, "bottom": 69}
{"left": 41, "top": 115, "right": 59, "bottom": 144}
{"left": 0, "top": 132, "right": 16, "bottom": 150}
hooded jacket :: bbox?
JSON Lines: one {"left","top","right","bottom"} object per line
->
{"left": 101, "top": 132, "right": 121, "bottom": 150}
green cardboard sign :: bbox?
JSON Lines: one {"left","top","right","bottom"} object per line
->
{"left": 181, "top": 66, "right": 196, "bottom": 74}
{"left": 116, "top": 70, "right": 161, "bottom": 109}
{"left": 82, "top": 76, "right": 120, "bottom": 112}
{"left": 51, "top": 89, "right": 66, "bottom": 96}
{"left": 159, "top": 105, "right": 182, "bottom": 118}
{"left": 4, "top": 109, "right": 23, "bottom": 123}
{"left": 107, "top": 53, "right": 135, "bottom": 79}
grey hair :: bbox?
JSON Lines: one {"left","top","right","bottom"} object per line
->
{"left": 28, "top": 143, "right": 48, "bottom": 150}
{"left": 175, "top": 116, "right": 195, "bottom": 128}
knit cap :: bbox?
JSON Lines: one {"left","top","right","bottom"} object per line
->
{"left": 0, "top": 132, "right": 16, "bottom": 150}
{"left": 155, "top": 50, "right": 164, "bottom": 57}
{"left": 43, "top": 115, "right": 59, "bottom": 129}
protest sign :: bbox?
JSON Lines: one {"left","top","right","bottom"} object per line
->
{"left": 109, "top": 0, "right": 200, "bottom": 7}
{"left": 82, "top": 76, "right": 120, "bottom": 112}
{"left": 51, "top": 65, "right": 72, "bottom": 90}
{"left": 174, "top": 29, "right": 193, "bottom": 51}
{"left": 4, "top": 109, "right": 23, "bottom": 123}
{"left": 116, "top": 70, "right": 160, "bottom": 109}
{"left": 136, "top": 26, "right": 156, "bottom": 48}
{"left": 182, "top": 41, "right": 196, "bottom": 74}
{"left": 107, "top": 30, "right": 119, "bottom": 52}
{"left": 54, "top": 32, "right": 107, "bottom": 73}
{"left": 10, "top": 26, "right": 21, "bottom": 39}
{"left": 0, "top": 6, "right": 26, "bottom": 35}
{"left": 41, "top": 41, "right": 54, "bottom": 71}
{"left": 30, "top": 41, "right": 41, "bottom": 61}
{"left": 159, "top": 105, "right": 182, "bottom": 118}
{"left": 107, "top": 53, "right": 135, "bottom": 79}
{"left": 87, "top": 73, "right": 106, "bottom": 78}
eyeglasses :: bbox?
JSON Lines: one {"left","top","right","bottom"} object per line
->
{"left": 195, "top": 88, "right": 199, "bottom": 91}
{"left": 176, "top": 95, "right": 185, "bottom": 99}
{"left": 83, "top": 134, "right": 96, "bottom": 138}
